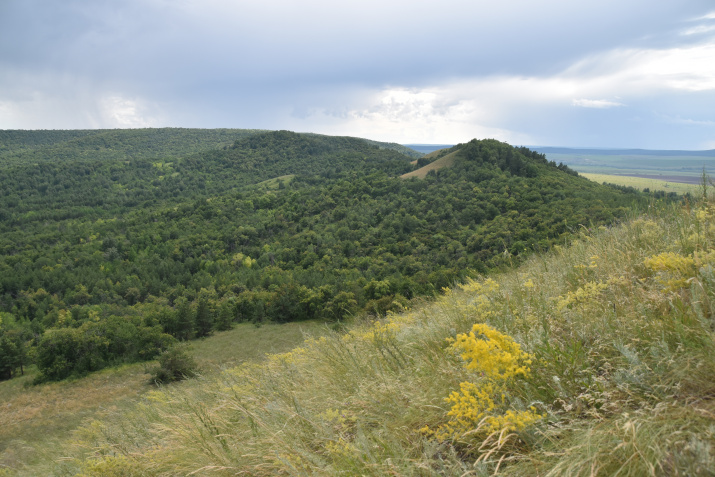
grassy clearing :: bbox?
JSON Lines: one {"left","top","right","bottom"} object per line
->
{"left": 0, "top": 364, "right": 151, "bottom": 473}
{"left": 0, "top": 321, "right": 323, "bottom": 475}
{"left": 190, "top": 320, "right": 327, "bottom": 371}
{"left": 41, "top": 195, "right": 715, "bottom": 476}
{"left": 254, "top": 174, "right": 295, "bottom": 190}
{"left": 582, "top": 172, "right": 700, "bottom": 195}
{"left": 401, "top": 150, "right": 459, "bottom": 179}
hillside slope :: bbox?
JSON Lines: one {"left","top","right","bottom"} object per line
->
{"left": 50, "top": 196, "right": 715, "bottom": 476}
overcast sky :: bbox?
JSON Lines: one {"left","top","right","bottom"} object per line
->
{"left": 1, "top": 0, "right": 714, "bottom": 149}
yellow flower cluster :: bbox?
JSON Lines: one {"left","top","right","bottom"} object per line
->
{"left": 451, "top": 323, "right": 532, "bottom": 380}
{"left": 460, "top": 277, "right": 500, "bottom": 295}
{"left": 556, "top": 281, "right": 609, "bottom": 311}
{"left": 644, "top": 252, "right": 696, "bottom": 292}
{"left": 644, "top": 252, "right": 695, "bottom": 275}
{"left": 484, "top": 408, "right": 543, "bottom": 434}
{"left": 426, "top": 324, "right": 542, "bottom": 444}
{"left": 325, "top": 437, "right": 356, "bottom": 458}
{"left": 341, "top": 312, "right": 416, "bottom": 346}
{"left": 345, "top": 320, "right": 401, "bottom": 343}
{"left": 434, "top": 381, "right": 497, "bottom": 439}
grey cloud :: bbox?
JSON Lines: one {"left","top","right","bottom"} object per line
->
{"left": 1, "top": 0, "right": 715, "bottom": 148}
{"left": 4, "top": 0, "right": 712, "bottom": 85}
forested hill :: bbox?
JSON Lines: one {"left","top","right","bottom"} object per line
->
{"left": 0, "top": 130, "right": 658, "bottom": 383}
{"left": 0, "top": 128, "right": 262, "bottom": 164}
{"left": 0, "top": 130, "right": 416, "bottom": 220}
{"left": 0, "top": 128, "right": 422, "bottom": 164}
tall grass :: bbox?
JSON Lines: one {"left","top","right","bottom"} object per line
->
{"left": 21, "top": 198, "right": 715, "bottom": 476}
{"left": 0, "top": 321, "right": 324, "bottom": 476}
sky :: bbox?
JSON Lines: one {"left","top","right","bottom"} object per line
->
{"left": 1, "top": 0, "right": 715, "bottom": 149}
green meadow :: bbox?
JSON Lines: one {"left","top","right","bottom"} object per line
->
{"left": 0, "top": 321, "right": 325, "bottom": 474}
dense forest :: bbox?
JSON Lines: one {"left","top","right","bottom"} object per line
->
{"left": 0, "top": 129, "right": 659, "bottom": 382}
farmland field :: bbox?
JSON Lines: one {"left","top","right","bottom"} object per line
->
{"left": 535, "top": 147, "right": 715, "bottom": 183}
{"left": 580, "top": 173, "right": 701, "bottom": 195}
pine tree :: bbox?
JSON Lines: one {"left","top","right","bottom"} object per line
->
{"left": 215, "top": 301, "right": 234, "bottom": 331}
{"left": 195, "top": 296, "right": 213, "bottom": 338}
{"left": 175, "top": 298, "right": 195, "bottom": 341}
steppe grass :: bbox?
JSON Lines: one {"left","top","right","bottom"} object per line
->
{"left": 401, "top": 150, "right": 458, "bottom": 179}
{"left": 0, "top": 321, "right": 323, "bottom": 476}
{"left": 0, "top": 364, "right": 150, "bottom": 474}
{"left": 50, "top": 195, "right": 715, "bottom": 476}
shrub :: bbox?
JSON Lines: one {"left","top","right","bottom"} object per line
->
{"left": 149, "top": 344, "right": 198, "bottom": 384}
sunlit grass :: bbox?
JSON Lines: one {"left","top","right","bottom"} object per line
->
{"left": 191, "top": 320, "right": 328, "bottom": 371}
{"left": 400, "top": 150, "right": 458, "bottom": 179}
{"left": 0, "top": 364, "right": 150, "bottom": 473}
{"left": 581, "top": 172, "right": 700, "bottom": 195}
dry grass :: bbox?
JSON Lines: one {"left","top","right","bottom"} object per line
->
{"left": 0, "top": 364, "right": 150, "bottom": 473}
{"left": 401, "top": 150, "right": 459, "bottom": 179}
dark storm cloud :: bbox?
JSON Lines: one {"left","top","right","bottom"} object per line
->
{"left": 1, "top": 0, "right": 715, "bottom": 148}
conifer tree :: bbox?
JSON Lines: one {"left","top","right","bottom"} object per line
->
{"left": 175, "top": 298, "right": 194, "bottom": 341}
{"left": 195, "top": 295, "right": 213, "bottom": 338}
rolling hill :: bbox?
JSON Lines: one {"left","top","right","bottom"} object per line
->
{"left": 0, "top": 131, "right": 657, "bottom": 386}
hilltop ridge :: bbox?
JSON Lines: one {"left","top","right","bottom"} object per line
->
{"left": 402, "top": 139, "right": 578, "bottom": 180}
{"left": 0, "top": 128, "right": 422, "bottom": 164}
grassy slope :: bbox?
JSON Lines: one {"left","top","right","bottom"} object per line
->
{"left": 254, "top": 174, "right": 295, "bottom": 191}
{"left": 400, "top": 149, "right": 459, "bottom": 179}
{"left": 35, "top": 197, "right": 715, "bottom": 476}
{"left": 0, "top": 321, "right": 326, "bottom": 475}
